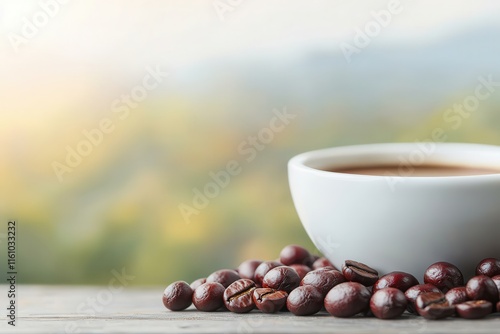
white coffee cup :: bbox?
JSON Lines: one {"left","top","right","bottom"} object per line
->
{"left": 288, "top": 142, "right": 500, "bottom": 279}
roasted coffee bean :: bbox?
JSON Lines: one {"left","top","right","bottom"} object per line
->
{"left": 290, "top": 264, "right": 312, "bottom": 280}
{"left": 279, "top": 245, "right": 313, "bottom": 266}
{"left": 263, "top": 266, "right": 301, "bottom": 293}
{"left": 466, "top": 275, "right": 499, "bottom": 305}
{"left": 190, "top": 278, "right": 206, "bottom": 291}
{"left": 312, "top": 257, "right": 337, "bottom": 270}
{"left": 415, "top": 292, "right": 455, "bottom": 320}
{"left": 424, "top": 262, "right": 464, "bottom": 293}
{"left": 405, "top": 284, "right": 441, "bottom": 314}
{"left": 373, "top": 271, "right": 419, "bottom": 293}
{"left": 314, "top": 265, "right": 342, "bottom": 274}
{"left": 342, "top": 260, "right": 379, "bottom": 286}
{"left": 445, "top": 287, "right": 469, "bottom": 306}
{"left": 252, "top": 288, "right": 288, "bottom": 313}
{"left": 254, "top": 261, "right": 283, "bottom": 287}
{"left": 324, "top": 282, "right": 371, "bottom": 318}
{"left": 206, "top": 269, "right": 241, "bottom": 288}
{"left": 490, "top": 275, "right": 500, "bottom": 296}
{"left": 238, "top": 260, "right": 263, "bottom": 281}
{"left": 286, "top": 285, "right": 323, "bottom": 316}
{"left": 162, "top": 281, "right": 193, "bottom": 311}
{"left": 223, "top": 279, "right": 256, "bottom": 313}
{"left": 369, "top": 287, "right": 407, "bottom": 319}
{"left": 476, "top": 258, "right": 500, "bottom": 277}
{"left": 192, "top": 282, "right": 225, "bottom": 312}
{"left": 313, "top": 266, "right": 339, "bottom": 273}
{"left": 301, "top": 268, "right": 346, "bottom": 296}
{"left": 456, "top": 300, "right": 492, "bottom": 319}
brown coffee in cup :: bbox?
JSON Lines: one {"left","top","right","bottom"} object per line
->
{"left": 327, "top": 165, "right": 500, "bottom": 177}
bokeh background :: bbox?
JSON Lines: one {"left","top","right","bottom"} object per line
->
{"left": 1, "top": 0, "right": 500, "bottom": 285}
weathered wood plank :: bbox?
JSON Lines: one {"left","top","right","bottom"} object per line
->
{"left": 0, "top": 285, "right": 498, "bottom": 334}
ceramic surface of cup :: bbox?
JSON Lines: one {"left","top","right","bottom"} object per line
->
{"left": 288, "top": 143, "right": 500, "bottom": 278}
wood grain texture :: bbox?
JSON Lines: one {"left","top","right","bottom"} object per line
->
{"left": 0, "top": 285, "right": 499, "bottom": 334}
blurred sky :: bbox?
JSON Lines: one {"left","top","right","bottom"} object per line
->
{"left": 2, "top": 0, "right": 500, "bottom": 67}
{"left": 1, "top": 0, "right": 499, "bottom": 141}
{"left": 1, "top": 0, "right": 500, "bottom": 118}
{"left": 1, "top": 0, "right": 500, "bottom": 284}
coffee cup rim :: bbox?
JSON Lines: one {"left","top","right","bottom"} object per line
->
{"left": 289, "top": 142, "right": 500, "bottom": 180}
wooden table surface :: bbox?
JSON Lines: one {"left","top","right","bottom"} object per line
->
{"left": 1, "top": 285, "right": 499, "bottom": 334}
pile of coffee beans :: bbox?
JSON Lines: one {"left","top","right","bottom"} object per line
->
{"left": 162, "top": 245, "right": 500, "bottom": 320}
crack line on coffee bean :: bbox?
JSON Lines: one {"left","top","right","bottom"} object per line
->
{"left": 228, "top": 287, "right": 256, "bottom": 302}
{"left": 258, "top": 291, "right": 276, "bottom": 301}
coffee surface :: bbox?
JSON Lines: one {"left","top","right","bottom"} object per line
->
{"left": 328, "top": 165, "right": 500, "bottom": 177}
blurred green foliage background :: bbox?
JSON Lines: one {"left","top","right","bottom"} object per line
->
{"left": 1, "top": 0, "right": 500, "bottom": 285}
